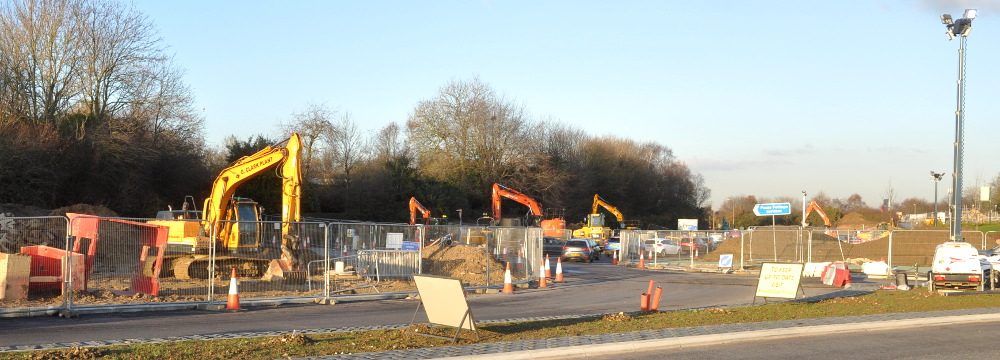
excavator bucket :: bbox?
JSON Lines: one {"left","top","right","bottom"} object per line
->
{"left": 262, "top": 256, "right": 306, "bottom": 284}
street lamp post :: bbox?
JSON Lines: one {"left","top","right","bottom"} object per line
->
{"left": 940, "top": 9, "right": 976, "bottom": 242}
{"left": 931, "top": 171, "right": 945, "bottom": 226}
{"left": 801, "top": 191, "right": 807, "bottom": 228}
{"left": 726, "top": 198, "right": 735, "bottom": 229}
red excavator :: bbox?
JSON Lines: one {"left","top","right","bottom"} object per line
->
{"left": 491, "top": 183, "right": 566, "bottom": 236}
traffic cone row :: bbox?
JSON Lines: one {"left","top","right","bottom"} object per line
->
{"left": 225, "top": 267, "right": 243, "bottom": 311}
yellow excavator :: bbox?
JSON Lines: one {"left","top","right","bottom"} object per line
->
{"left": 573, "top": 194, "right": 637, "bottom": 240}
{"left": 148, "top": 133, "right": 303, "bottom": 279}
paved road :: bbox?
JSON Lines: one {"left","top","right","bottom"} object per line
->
{"left": 0, "top": 259, "right": 863, "bottom": 350}
{"left": 583, "top": 318, "right": 1000, "bottom": 360}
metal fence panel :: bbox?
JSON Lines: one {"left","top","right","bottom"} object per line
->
{"left": 0, "top": 216, "right": 68, "bottom": 312}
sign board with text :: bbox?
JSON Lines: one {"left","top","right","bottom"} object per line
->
{"left": 754, "top": 263, "right": 804, "bottom": 301}
{"left": 753, "top": 203, "right": 791, "bottom": 216}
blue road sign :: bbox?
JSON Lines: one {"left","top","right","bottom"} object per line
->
{"left": 753, "top": 202, "right": 792, "bottom": 216}
{"left": 719, "top": 254, "right": 734, "bottom": 268}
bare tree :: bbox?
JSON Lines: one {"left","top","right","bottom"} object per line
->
{"left": 372, "top": 122, "right": 408, "bottom": 161}
{"left": 327, "top": 112, "right": 368, "bottom": 182}
{"left": 0, "top": 0, "right": 84, "bottom": 125}
{"left": 881, "top": 181, "right": 898, "bottom": 212}
{"left": 281, "top": 103, "right": 335, "bottom": 180}
{"left": 76, "top": 0, "right": 164, "bottom": 138}
{"left": 407, "top": 77, "right": 536, "bottom": 193}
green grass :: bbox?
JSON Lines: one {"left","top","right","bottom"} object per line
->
{"left": 8, "top": 290, "right": 1000, "bottom": 360}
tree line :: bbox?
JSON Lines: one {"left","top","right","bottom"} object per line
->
{"left": 0, "top": 0, "right": 710, "bottom": 227}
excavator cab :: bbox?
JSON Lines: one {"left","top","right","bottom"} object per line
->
{"left": 224, "top": 197, "right": 263, "bottom": 249}
{"left": 585, "top": 213, "right": 606, "bottom": 228}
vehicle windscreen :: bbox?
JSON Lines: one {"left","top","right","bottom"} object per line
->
{"left": 566, "top": 240, "right": 588, "bottom": 247}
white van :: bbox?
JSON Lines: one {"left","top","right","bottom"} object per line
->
{"left": 929, "top": 241, "right": 994, "bottom": 291}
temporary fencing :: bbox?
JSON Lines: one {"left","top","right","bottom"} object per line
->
{"left": 616, "top": 226, "right": 994, "bottom": 273}
{"left": 1, "top": 215, "right": 544, "bottom": 315}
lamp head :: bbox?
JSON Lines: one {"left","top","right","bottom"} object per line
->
{"left": 941, "top": 14, "right": 953, "bottom": 24}
{"left": 964, "top": 9, "right": 977, "bottom": 19}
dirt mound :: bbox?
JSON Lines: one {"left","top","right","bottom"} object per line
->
{"left": 49, "top": 204, "right": 118, "bottom": 217}
{"left": 421, "top": 243, "right": 512, "bottom": 286}
{"left": 836, "top": 212, "right": 872, "bottom": 229}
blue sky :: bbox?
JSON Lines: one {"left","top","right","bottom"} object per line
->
{"left": 136, "top": 0, "right": 1000, "bottom": 210}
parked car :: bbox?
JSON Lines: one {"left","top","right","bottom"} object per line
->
{"left": 542, "top": 237, "right": 565, "bottom": 257}
{"left": 561, "top": 238, "right": 601, "bottom": 262}
{"left": 643, "top": 238, "right": 682, "bottom": 256}
{"left": 679, "top": 237, "right": 714, "bottom": 255}
{"left": 603, "top": 236, "right": 620, "bottom": 256}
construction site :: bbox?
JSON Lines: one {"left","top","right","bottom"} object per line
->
{"left": 1, "top": 133, "right": 997, "bottom": 315}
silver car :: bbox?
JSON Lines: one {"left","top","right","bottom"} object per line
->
{"left": 561, "top": 238, "right": 600, "bottom": 262}
{"left": 643, "top": 238, "right": 682, "bottom": 256}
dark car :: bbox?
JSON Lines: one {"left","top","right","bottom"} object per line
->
{"left": 543, "top": 236, "right": 565, "bottom": 257}
{"left": 561, "top": 239, "right": 600, "bottom": 262}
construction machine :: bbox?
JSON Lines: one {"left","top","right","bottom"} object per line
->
{"left": 491, "top": 183, "right": 566, "bottom": 236}
{"left": 148, "top": 133, "right": 303, "bottom": 279}
{"left": 804, "top": 200, "right": 832, "bottom": 227}
{"left": 573, "top": 194, "right": 638, "bottom": 240}
{"left": 408, "top": 197, "right": 447, "bottom": 225}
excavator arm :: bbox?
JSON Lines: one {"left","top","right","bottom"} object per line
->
{"left": 804, "top": 200, "right": 832, "bottom": 227}
{"left": 203, "top": 133, "right": 302, "bottom": 241}
{"left": 409, "top": 197, "right": 432, "bottom": 225}
{"left": 592, "top": 194, "right": 625, "bottom": 223}
{"left": 491, "top": 183, "right": 544, "bottom": 222}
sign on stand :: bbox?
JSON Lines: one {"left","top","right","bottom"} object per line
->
{"left": 753, "top": 263, "right": 805, "bottom": 304}
{"left": 410, "top": 274, "right": 479, "bottom": 343}
{"left": 718, "top": 254, "right": 733, "bottom": 269}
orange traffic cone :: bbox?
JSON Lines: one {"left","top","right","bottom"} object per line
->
{"left": 545, "top": 255, "right": 552, "bottom": 278}
{"left": 502, "top": 262, "right": 514, "bottom": 294}
{"left": 225, "top": 268, "right": 243, "bottom": 311}
{"left": 638, "top": 250, "right": 646, "bottom": 269}
{"left": 538, "top": 263, "right": 548, "bottom": 288}
{"left": 554, "top": 257, "right": 564, "bottom": 282}
{"left": 612, "top": 250, "right": 619, "bottom": 265}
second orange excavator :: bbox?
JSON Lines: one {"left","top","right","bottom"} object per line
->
{"left": 491, "top": 183, "right": 565, "bottom": 236}
{"left": 409, "top": 197, "right": 447, "bottom": 225}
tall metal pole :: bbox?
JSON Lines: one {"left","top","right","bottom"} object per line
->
{"left": 801, "top": 191, "right": 807, "bottom": 228}
{"left": 950, "top": 35, "right": 966, "bottom": 242}
{"left": 934, "top": 180, "right": 939, "bottom": 226}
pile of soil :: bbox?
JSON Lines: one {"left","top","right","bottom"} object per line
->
{"left": 836, "top": 212, "right": 879, "bottom": 230}
{"left": 421, "top": 243, "right": 512, "bottom": 286}
{"left": 48, "top": 204, "right": 118, "bottom": 217}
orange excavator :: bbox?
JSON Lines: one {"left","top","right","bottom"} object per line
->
{"left": 408, "top": 197, "right": 447, "bottom": 225}
{"left": 491, "top": 183, "right": 566, "bottom": 236}
{"left": 804, "top": 200, "right": 832, "bottom": 227}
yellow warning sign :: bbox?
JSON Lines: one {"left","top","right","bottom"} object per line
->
{"left": 755, "top": 263, "right": 804, "bottom": 298}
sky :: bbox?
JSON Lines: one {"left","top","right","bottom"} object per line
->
{"left": 135, "top": 0, "right": 1000, "bottom": 210}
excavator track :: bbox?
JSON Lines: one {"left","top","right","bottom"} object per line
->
{"left": 170, "top": 255, "right": 271, "bottom": 279}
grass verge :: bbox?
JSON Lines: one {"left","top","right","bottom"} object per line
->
{"left": 6, "top": 290, "right": 1000, "bottom": 360}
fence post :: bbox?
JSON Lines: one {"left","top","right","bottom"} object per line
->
{"left": 887, "top": 230, "right": 893, "bottom": 271}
